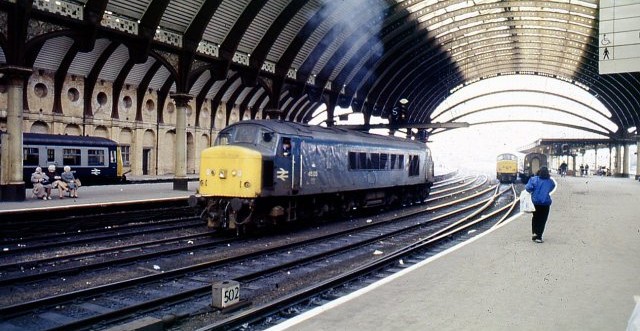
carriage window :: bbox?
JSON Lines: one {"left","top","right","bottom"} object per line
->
{"left": 380, "top": 153, "right": 388, "bottom": 170}
{"left": 88, "top": 149, "right": 105, "bottom": 166}
{"left": 110, "top": 150, "right": 117, "bottom": 164}
{"left": 349, "top": 152, "right": 357, "bottom": 170}
{"left": 409, "top": 155, "right": 420, "bottom": 177}
{"left": 47, "top": 149, "right": 55, "bottom": 162}
{"left": 349, "top": 152, "right": 392, "bottom": 171}
{"left": 23, "top": 148, "right": 39, "bottom": 166}
{"left": 370, "top": 153, "right": 380, "bottom": 170}
{"left": 358, "top": 152, "right": 367, "bottom": 169}
{"left": 63, "top": 148, "right": 81, "bottom": 166}
{"left": 390, "top": 154, "right": 397, "bottom": 169}
{"left": 398, "top": 155, "right": 404, "bottom": 169}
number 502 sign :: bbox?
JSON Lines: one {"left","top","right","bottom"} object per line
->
{"left": 212, "top": 280, "right": 240, "bottom": 308}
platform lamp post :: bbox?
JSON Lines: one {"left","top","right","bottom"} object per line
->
{"left": 388, "top": 98, "right": 408, "bottom": 136}
{"left": 170, "top": 93, "right": 193, "bottom": 191}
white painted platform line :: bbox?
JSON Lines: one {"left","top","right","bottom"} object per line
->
{"left": 266, "top": 212, "right": 524, "bottom": 331}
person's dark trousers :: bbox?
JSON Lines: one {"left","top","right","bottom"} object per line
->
{"left": 531, "top": 204, "right": 551, "bottom": 239}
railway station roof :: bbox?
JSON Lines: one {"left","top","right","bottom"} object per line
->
{"left": 1, "top": 0, "right": 639, "bottom": 138}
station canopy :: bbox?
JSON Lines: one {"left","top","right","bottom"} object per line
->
{"left": 519, "top": 137, "right": 637, "bottom": 156}
{"left": 1, "top": 0, "right": 639, "bottom": 137}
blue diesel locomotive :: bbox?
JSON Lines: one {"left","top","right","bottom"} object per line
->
{"left": 189, "top": 120, "right": 434, "bottom": 232}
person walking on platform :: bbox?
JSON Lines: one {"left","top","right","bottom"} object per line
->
{"left": 61, "top": 166, "right": 79, "bottom": 198}
{"left": 559, "top": 162, "right": 567, "bottom": 177}
{"left": 525, "top": 166, "right": 556, "bottom": 243}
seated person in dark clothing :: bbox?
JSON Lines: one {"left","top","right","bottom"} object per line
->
{"left": 45, "top": 165, "right": 64, "bottom": 199}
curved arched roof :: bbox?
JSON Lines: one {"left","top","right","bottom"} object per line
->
{"left": 1, "top": 0, "right": 638, "bottom": 137}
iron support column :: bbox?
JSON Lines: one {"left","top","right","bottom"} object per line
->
{"left": 622, "top": 143, "right": 630, "bottom": 178}
{"left": 0, "top": 66, "right": 32, "bottom": 201}
{"left": 170, "top": 93, "right": 192, "bottom": 191}
{"left": 614, "top": 144, "right": 621, "bottom": 176}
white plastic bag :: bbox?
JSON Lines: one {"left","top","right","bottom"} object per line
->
{"left": 519, "top": 190, "right": 536, "bottom": 213}
{"left": 628, "top": 295, "right": 640, "bottom": 331}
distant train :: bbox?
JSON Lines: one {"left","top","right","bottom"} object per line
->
{"left": 189, "top": 120, "right": 435, "bottom": 233}
{"left": 520, "top": 152, "right": 548, "bottom": 183}
{"left": 1, "top": 133, "right": 126, "bottom": 187}
{"left": 496, "top": 153, "right": 518, "bottom": 183}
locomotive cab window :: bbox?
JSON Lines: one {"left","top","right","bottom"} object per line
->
{"left": 281, "top": 138, "right": 291, "bottom": 156}
{"left": 214, "top": 133, "right": 231, "bottom": 146}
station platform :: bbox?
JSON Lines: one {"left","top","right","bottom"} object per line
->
{"left": 0, "top": 175, "right": 199, "bottom": 213}
{"left": 269, "top": 175, "right": 640, "bottom": 331}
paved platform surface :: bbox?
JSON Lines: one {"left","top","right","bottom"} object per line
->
{"left": 269, "top": 175, "right": 640, "bottom": 331}
{"left": 0, "top": 175, "right": 199, "bottom": 213}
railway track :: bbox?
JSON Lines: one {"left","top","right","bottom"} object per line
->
{"left": 0, "top": 174, "right": 478, "bottom": 284}
{"left": 0, "top": 176, "right": 518, "bottom": 330}
{"left": 202, "top": 183, "right": 519, "bottom": 331}
{"left": 0, "top": 176, "right": 486, "bottom": 304}
{"left": 0, "top": 199, "right": 193, "bottom": 238}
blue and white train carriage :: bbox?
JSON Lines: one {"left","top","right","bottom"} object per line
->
{"left": 16, "top": 133, "right": 125, "bottom": 186}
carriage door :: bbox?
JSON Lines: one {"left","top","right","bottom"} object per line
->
{"left": 531, "top": 157, "right": 541, "bottom": 174}
{"left": 277, "top": 137, "right": 301, "bottom": 194}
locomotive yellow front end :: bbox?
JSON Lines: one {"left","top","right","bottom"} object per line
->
{"left": 199, "top": 145, "right": 262, "bottom": 198}
{"left": 191, "top": 145, "right": 263, "bottom": 230}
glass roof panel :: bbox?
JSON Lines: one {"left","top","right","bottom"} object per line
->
{"left": 405, "top": 0, "right": 598, "bottom": 81}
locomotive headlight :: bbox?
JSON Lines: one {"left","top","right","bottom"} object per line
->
{"left": 244, "top": 181, "right": 251, "bottom": 188}
{"left": 219, "top": 169, "right": 226, "bottom": 179}
{"left": 231, "top": 169, "right": 237, "bottom": 177}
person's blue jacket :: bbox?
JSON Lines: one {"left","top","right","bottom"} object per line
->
{"left": 525, "top": 176, "right": 555, "bottom": 206}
